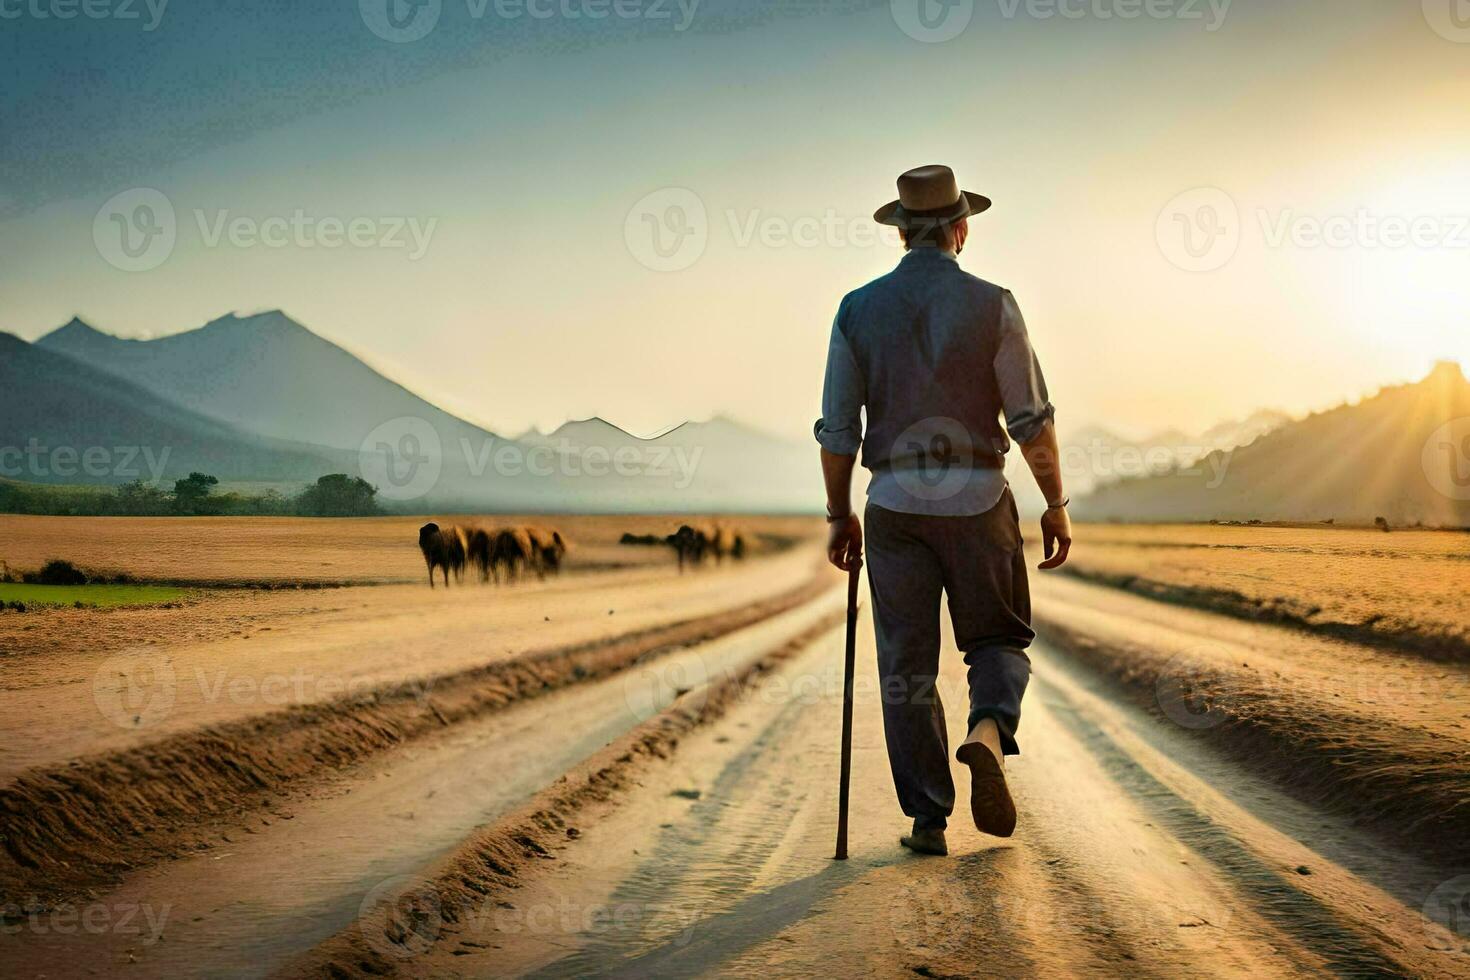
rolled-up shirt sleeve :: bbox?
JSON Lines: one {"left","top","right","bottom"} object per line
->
{"left": 814, "top": 314, "right": 864, "bottom": 456}
{"left": 995, "top": 290, "right": 1056, "bottom": 444}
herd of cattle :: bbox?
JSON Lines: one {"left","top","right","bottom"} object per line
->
{"left": 417, "top": 522, "right": 566, "bottom": 588}
{"left": 621, "top": 523, "right": 747, "bottom": 571}
{"left": 418, "top": 520, "right": 751, "bottom": 588}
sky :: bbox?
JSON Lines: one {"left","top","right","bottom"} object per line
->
{"left": 2, "top": 0, "right": 1467, "bottom": 442}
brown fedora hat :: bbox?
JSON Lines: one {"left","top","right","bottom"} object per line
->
{"left": 874, "top": 164, "right": 991, "bottom": 228}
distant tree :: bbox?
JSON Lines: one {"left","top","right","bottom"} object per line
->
{"left": 295, "top": 474, "right": 380, "bottom": 517}
{"left": 116, "top": 480, "right": 170, "bottom": 516}
{"left": 247, "top": 489, "right": 292, "bottom": 516}
{"left": 172, "top": 472, "right": 219, "bottom": 515}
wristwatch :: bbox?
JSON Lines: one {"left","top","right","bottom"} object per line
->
{"left": 1046, "top": 497, "right": 1070, "bottom": 510}
{"left": 826, "top": 507, "right": 853, "bottom": 523}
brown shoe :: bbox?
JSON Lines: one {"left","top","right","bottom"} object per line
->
{"left": 899, "top": 826, "right": 948, "bottom": 856}
{"left": 956, "top": 741, "right": 1017, "bottom": 837}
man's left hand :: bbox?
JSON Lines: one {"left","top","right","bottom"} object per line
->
{"left": 827, "top": 514, "right": 863, "bottom": 571}
{"left": 1037, "top": 505, "right": 1072, "bottom": 570}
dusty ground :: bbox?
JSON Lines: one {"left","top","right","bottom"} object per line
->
{"left": 1, "top": 517, "right": 1465, "bottom": 979}
{"left": 289, "top": 579, "right": 1468, "bottom": 979}
{"left": 1048, "top": 522, "right": 1470, "bottom": 658}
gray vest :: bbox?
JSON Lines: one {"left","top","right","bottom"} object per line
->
{"left": 838, "top": 250, "right": 1008, "bottom": 481}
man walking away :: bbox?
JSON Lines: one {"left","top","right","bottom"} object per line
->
{"left": 816, "top": 165, "right": 1072, "bottom": 857}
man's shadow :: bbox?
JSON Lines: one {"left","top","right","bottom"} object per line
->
{"left": 534, "top": 846, "right": 1014, "bottom": 979}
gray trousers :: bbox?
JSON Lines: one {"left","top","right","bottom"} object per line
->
{"left": 865, "top": 489, "right": 1033, "bottom": 832}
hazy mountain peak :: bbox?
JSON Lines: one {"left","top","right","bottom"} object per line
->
{"left": 1426, "top": 360, "right": 1466, "bottom": 386}
{"left": 41, "top": 316, "right": 109, "bottom": 343}
{"left": 537, "top": 417, "right": 640, "bottom": 442}
{"left": 61, "top": 315, "right": 100, "bottom": 332}
{"left": 203, "top": 309, "right": 307, "bottom": 335}
{"left": 1078, "top": 359, "right": 1470, "bottom": 527}
{"left": 563, "top": 415, "right": 623, "bottom": 432}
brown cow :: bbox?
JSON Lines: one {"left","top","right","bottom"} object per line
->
{"left": 491, "top": 526, "right": 535, "bottom": 582}
{"left": 666, "top": 523, "right": 745, "bottom": 571}
{"left": 707, "top": 524, "right": 738, "bottom": 564}
{"left": 418, "top": 522, "right": 468, "bottom": 587}
{"left": 525, "top": 527, "right": 567, "bottom": 577}
{"left": 666, "top": 523, "right": 715, "bottom": 571}
{"left": 466, "top": 526, "right": 494, "bottom": 582}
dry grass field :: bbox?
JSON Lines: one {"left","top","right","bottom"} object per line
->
{"left": 0, "top": 514, "right": 821, "bottom": 664}
{"left": 1051, "top": 522, "right": 1470, "bottom": 659}
{"left": 0, "top": 513, "right": 815, "bottom": 586}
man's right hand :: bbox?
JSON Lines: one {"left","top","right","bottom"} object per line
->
{"left": 827, "top": 514, "right": 863, "bottom": 571}
{"left": 1037, "top": 505, "right": 1072, "bottom": 570}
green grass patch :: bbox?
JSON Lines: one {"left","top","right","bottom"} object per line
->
{"left": 0, "top": 583, "right": 187, "bottom": 609}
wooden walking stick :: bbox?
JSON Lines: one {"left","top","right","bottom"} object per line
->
{"left": 834, "top": 557, "right": 862, "bottom": 861}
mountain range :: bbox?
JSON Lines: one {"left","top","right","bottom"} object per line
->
{"left": 38, "top": 312, "right": 500, "bottom": 454}
{"left": 0, "top": 332, "right": 347, "bottom": 485}
{"left": 1073, "top": 361, "right": 1470, "bottom": 527}
{"left": 5, "top": 311, "right": 1466, "bottom": 524}
{"left": 10, "top": 312, "right": 818, "bottom": 512}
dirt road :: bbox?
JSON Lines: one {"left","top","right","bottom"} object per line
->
{"left": 3, "top": 527, "right": 1466, "bottom": 979}
{"left": 354, "top": 583, "right": 1464, "bottom": 979}
{"left": 0, "top": 588, "right": 846, "bottom": 978}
